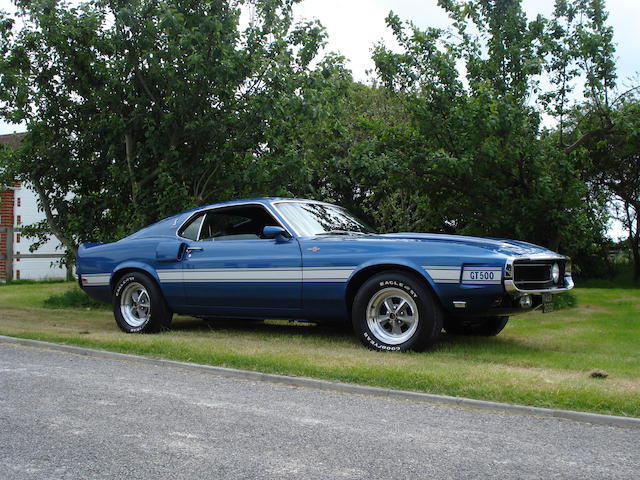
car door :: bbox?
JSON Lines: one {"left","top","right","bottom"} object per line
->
{"left": 179, "top": 204, "right": 302, "bottom": 316}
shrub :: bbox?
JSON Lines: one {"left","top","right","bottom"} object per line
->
{"left": 43, "top": 288, "right": 108, "bottom": 310}
{"left": 553, "top": 292, "right": 577, "bottom": 310}
{"left": 1, "top": 278, "right": 66, "bottom": 287}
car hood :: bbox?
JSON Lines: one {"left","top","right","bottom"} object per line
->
{"left": 379, "top": 233, "right": 559, "bottom": 257}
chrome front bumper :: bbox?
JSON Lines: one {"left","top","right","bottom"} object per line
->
{"left": 505, "top": 276, "right": 574, "bottom": 295}
{"left": 504, "top": 254, "right": 574, "bottom": 296}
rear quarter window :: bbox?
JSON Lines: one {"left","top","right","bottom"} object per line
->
{"left": 179, "top": 214, "right": 204, "bottom": 240}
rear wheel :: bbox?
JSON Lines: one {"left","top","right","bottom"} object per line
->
{"left": 352, "top": 271, "right": 443, "bottom": 352}
{"left": 444, "top": 316, "right": 509, "bottom": 337}
{"left": 113, "top": 272, "right": 172, "bottom": 333}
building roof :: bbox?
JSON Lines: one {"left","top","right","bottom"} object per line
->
{"left": 0, "top": 133, "right": 26, "bottom": 150}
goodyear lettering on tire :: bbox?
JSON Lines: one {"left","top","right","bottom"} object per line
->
{"left": 364, "top": 332, "right": 401, "bottom": 351}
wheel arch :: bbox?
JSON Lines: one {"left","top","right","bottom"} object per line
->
{"left": 345, "top": 261, "right": 442, "bottom": 320}
{"left": 111, "top": 262, "right": 162, "bottom": 292}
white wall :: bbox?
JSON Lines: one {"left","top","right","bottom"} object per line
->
{"left": 13, "top": 183, "right": 68, "bottom": 280}
{"left": 13, "top": 257, "right": 67, "bottom": 280}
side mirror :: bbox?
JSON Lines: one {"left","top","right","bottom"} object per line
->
{"left": 262, "top": 225, "right": 288, "bottom": 239}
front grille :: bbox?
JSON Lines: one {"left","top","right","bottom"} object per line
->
{"left": 513, "top": 259, "right": 564, "bottom": 290}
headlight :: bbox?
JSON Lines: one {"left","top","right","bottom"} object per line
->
{"left": 551, "top": 263, "right": 560, "bottom": 284}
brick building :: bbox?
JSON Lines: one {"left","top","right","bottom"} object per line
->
{"left": 0, "top": 133, "right": 67, "bottom": 281}
{"left": 0, "top": 184, "right": 15, "bottom": 280}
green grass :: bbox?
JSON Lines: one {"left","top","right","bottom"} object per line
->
{"left": 0, "top": 278, "right": 66, "bottom": 287}
{"left": 43, "top": 287, "right": 108, "bottom": 310}
{"left": 0, "top": 281, "right": 638, "bottom": 417}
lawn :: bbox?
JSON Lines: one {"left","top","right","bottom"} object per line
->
{"left": 0, "top": 281, "right": 638, "bottom": 417}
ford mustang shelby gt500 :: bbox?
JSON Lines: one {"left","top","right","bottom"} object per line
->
{"left": 77, "top": 198, "right": 573, "bottom": 351}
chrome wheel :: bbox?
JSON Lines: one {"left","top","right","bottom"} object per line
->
{"left": 120, "top": 282, "right": 151, "bottom": 328}
{"left": 366, "top": 288, "right": 419, "bottom": 345}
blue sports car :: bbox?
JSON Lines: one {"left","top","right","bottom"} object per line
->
{"left": 77, "top": 198, "right": 573, "bottom": 351}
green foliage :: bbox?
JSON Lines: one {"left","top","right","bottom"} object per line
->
{"left": 575, "top": 98, "right": 640, "bottom": 280}
{"left": 0, "top": 278, "right": 66, "bottom": 287}
{"left": 0, "top": 0, "right": 327, "bottom": 251}
{"left": 0, "top": 0, "right": 635, "bottom": 281}
{"left": 553, "top": 292, "right": 577, "bottom": 310}
{"left": 360, "top": 0, "right": 614, "bottom": 262}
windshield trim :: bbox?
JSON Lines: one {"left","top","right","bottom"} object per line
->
{"left": 271, "top": 200, "right": 330, "bottom": 237}
{"left": 271, "top": 200, "right": 373, "bottom": 237}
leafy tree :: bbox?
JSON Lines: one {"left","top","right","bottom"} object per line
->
{"left": 578, "top": 98, "right": 640, "bottom": 279}
{"left": 366, "top": 0, "right": 624, "bottom": 273}
{"left": 0, "top": 0, "right": 325, "bottom": 255}
{"left": 255, "top": 56, "right": 411, "bottom": 221}
{"left": 542, "top": 0, "right": 639, "bottom": 278}
{"left": 0, "top": 0, "right": 634, "bottom": 283}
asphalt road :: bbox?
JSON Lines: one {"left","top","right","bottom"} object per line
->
{"left": 0, "top": 343, "right": 638, "bottom": 480}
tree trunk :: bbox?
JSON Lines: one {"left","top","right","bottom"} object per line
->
{"left": 124, "top": 131, "right": 139, "bottom": 213}
{"left": 631, "top": 228, "right": 640, "bottom": 282}
{"left": 31, "top": 179, "right": 78, "bottom": 258}
{"left": 623, "top": 201, "right": 640, "bottom": 282}
{"left": 547, "top": 233, "right": 561, "bottom": 253}
{"left": 632, "top": 242, "right": 640, "bottom": 282}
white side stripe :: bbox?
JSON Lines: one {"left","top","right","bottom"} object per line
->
{"left": 304, "top": 268, "right": 353, "bottom": 282}
{"left": 156, "top": 267, "right": 356, "bottom": 283}
{"left": 81, "top": 273, "right": 111, "bottom": 286}
{"left": 423, "top": 266, "right": 461, "bottom": 284}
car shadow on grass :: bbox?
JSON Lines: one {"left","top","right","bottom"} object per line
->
{"left": 168, "top": 316, "right": 547, "bottom": 355}
{"left": 169, "top": 316, "right": 355, "bottom": 340}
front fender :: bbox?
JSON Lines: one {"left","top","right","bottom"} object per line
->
{"left": 349, "top": 258, "right": 442, "bottom": 297}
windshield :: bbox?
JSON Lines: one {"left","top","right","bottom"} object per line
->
{"left": 275, "top": 202, "right": 376, "bottom": 237}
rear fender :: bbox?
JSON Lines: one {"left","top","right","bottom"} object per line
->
{"left": 112, "top": 261, "right": 161, "bottom": 289}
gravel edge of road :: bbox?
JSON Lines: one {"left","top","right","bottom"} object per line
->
{"left": 2, "top": 334, "right": 639, "bottom": 429}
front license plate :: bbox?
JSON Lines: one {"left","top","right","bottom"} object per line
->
{"left": 542, "top": 293, "right": 554, "bottom": 313}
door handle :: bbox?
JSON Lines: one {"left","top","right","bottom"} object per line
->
{"left": 186, "top": 246, "right": 203, "bottom": 257}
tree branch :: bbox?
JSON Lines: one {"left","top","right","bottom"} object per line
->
{"left": 563, "top": 126, "right": 611, "bottom": 154}
{"left": 139, "top": 166, "right": 162, "bottom": 188}
{"left": 135, "top": 69, "right": 164, "bottom": 111}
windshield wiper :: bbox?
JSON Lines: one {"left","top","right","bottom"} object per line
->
{"left": 317, "top": 230, "right": 369, "bottom": 236}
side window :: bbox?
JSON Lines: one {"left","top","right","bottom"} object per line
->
{"left": 180, "top": 205, "right": 282, "bottom": 241}
{"left": 179, "top": 214, "right": 204, "bottom": 241}
{"left": 199, "top": 212, "right": 254, "bottom": 241}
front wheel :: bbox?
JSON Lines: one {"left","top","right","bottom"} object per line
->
{"left": 352, "top": 271, "right": 443, "bottom": 352}
{"left": 113, "top": 272, "right": 172, "bottom": 333}
{"left": 444, "top": 316, "right": 509, "bottom": 336}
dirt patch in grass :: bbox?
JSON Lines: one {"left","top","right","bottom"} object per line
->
{"left": 574, "top": 305, "right": 609, "bottom": 314}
